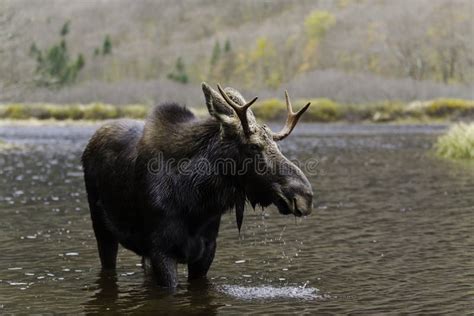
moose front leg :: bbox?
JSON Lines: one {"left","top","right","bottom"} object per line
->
{"left": 188, "top": 215, "right": 221, "bottom": 281}
{"left": 150, "top": 251, "right": 178, "bottom": 288}
{"left": 188, "top": 239, "right": 216, "bottom": 281}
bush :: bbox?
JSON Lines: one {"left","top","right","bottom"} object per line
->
{"left": 252, "top": 98, "right": 285, "bottom": 121}
{"left": 305, "top": 98, "right": 343, "bottom": 122}
{"left": 1, "top": 104, "right": 29, "bottom": 119}
{"left": 371, "top": 101, "right": 405, "bottom": 122}
{"left": 252, "top": 98, "right": 343, "bottom": 122}
{"left": 120, "top": 105, "right": 148, "bottom": 119}
{"left": 83, "top": 103, "right": 119, "bottom": 120}
{"left": 435, "top": 123, "right": 474, "bottom": 160}
{"left": 425, "top": 99, "right": 474, "bottom": 118}
{"left": 0, "top": 99, "right": 472, "bottom": 122}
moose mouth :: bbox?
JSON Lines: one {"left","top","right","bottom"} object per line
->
{"left": 274, "top": 196, "right": 303, "bottom": 217}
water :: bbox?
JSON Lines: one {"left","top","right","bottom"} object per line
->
{"left": 0, "top": 123, "right": 472, "bottom": 314}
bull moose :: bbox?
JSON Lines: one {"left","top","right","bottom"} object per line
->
{"left": 82, "top": 83, "right": 313, "bottom": 287}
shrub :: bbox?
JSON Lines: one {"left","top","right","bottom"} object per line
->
{"left": 120, "top": 105, "right": 148, "bottom": 119}
{"left": 29, "top": 105, "right": 52, "bottom": 119}
{"left": 435, "top": 123, "right": 474, "bottom": 160}
{"left": 252, "top": 98, "right": 285, "bottom": 121}
{"left": 371, "top": 101, "right": 405, "bottom": 122}
{"left": 424, "top": 99, "right": 474, "bottom": 118}
{"left": 1, "top": 104, "right": 29, "bottom": 119}
{"left": 47, "top": 106, "right": 73, "bottom": 120}
{"left": 83, "top": 103, "right": 119, "bottom": 120}
{"left": 305, "top": 98, "right": 343, "bottom": 122}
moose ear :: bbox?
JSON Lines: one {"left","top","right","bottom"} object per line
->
{"left": 202, "top": 82, "right": 234, "bottom": 123}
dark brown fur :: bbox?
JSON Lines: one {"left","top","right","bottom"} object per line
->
{"left": 82, "top": 84, "right": 313, "bottom": 287}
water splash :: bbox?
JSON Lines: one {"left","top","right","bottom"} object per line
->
{"left": 218, "top": 285, "right": 321, "bottom": 300}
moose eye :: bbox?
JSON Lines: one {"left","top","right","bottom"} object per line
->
{"left": 249, "top": 144, "right": 261, "bottom": 152}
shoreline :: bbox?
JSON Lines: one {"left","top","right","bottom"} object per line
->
{"left": 0, "top": 118, "right": 457, "bottom": 127}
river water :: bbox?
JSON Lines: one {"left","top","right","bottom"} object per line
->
{"left": 0, "top": 123, "right": 472, "bottom": 314}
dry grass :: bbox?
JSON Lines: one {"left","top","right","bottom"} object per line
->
{"left": 0, "top": 98, "right": 472, "bottom": 122}
{"left": 435, "top": 123, "right": 474, "bottom": 160}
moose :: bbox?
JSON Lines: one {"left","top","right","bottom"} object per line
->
{"left": 82, "top": 83, "right": 313, "bottom": 287}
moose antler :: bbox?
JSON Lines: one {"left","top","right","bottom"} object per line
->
{"left": 272, "top": 91, "right": 311, "bottom": 141}
{"left": 217, "top": 84, "right": 258, "bottom": 136}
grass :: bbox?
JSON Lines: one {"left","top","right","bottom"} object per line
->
{"left": 0, "top": 103, "right": 149, "bottom": 121}
{"left": 0, "top": 98, "right": 472, "bottom": 122}
{"left": 435, "top": 123, "right": 474, "bottom": 160}
{"left": 253, "top": 98, "right": 473, "bottom": 123}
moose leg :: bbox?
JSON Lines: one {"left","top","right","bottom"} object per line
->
{"left": 85, "top": 180, "right": 118, "bottom": 270}
{"left": 91, "top": 212, "right": 119, "bottom": 270}
{"left": 188, "top": 239, "right": 216, "bottom": 281}
{"left": 150, "top": 251, "right": 178, "bottom": 288}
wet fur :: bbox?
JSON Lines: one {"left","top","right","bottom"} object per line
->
{"left": 82, "top": 103, "right": 247, "bottom": 287}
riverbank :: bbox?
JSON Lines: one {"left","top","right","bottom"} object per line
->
{"left": 0, "top": 98, "right": 472, "bottom": 123}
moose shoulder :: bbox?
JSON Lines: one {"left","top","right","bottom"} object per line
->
{"left": 82, "top": 83, "right": 313, "bottom": 287}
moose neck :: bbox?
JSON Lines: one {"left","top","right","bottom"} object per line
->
{"left": 183, "top": 119, "right": 246, "bottom": 215}
{"left": 141, "top": 113, "right": 246, "bottom": 215}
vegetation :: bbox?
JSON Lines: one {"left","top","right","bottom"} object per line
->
{"left": 253, "top": 98, "right": 473, "bottom": 123}
{"left": 0, "top": 103, "right": 149, "bottom": 121}
{"left": 1, "top": 98, "right": 472, "bottom": 122}
{"left": 1, "top": 1, "right": 472, "bottom": 104}
{"left": 435, "top": 123, "right": 474, "bottom": 160}
{"left": 167, "top": 57, "right": 189, "bottom": 84}
{"left": 29, "top": 22, "right": 85, "bottom": 87}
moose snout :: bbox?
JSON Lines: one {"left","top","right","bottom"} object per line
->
{"left": 274, "top": 182, "right": 314, "bottom": 217}
{"left": 293, "top": 190, "right": 313, "bottom": 217}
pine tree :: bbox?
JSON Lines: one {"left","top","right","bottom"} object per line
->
{"left": 210, "top": 40, "right": 221, "bottom": 66}
{"left": 167, "top": 57, "right": 189, "bottom": 84}
{"left": 29, "top": 22, "right": 85, "bottom": 87}
{"left": 102, "top": 35, "right": 112, "bottom": 55}
{"left": 224, "top": 39, "right": 231, "bottom": 53}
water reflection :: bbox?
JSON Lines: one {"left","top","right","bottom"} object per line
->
{"left": 85, "top": 271, "right": 220, "bottom": 315}
{"left": 85, "top": 271, "right": 119, "bottom": 315}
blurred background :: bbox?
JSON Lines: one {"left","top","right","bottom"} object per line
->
{"left": 0, "top": 0, "right": 472, "bottom": 109}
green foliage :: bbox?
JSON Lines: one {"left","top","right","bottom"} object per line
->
{"left": 120, "top": 105, "right": 148, "bottom": 119}
{"left": 252, "top": 99, "right": 285, "bottom": 121}
{"left": 210, "top": 40, "right": 221, "bottom": 66}
{"left": 436, "top": 123, "right": 474, "bottom": 160}
{"left": 1, "top": 104, "right": 29, "bottom": 119}
{"left": 425, "top": 99, "right": 474, "bottom": 117}
{"left": 304, "top": 11, "right": 336, "bottom": 40}
{"left": 60, "top": 21, "right": 70, "bottom": 37}
{"left": 251, "top": 98, "right": 473, "bottom": 123}
{"left": 253, "top": 98, "right": 342, "bottom": 122}
{"left": 0, "top": 103, "right": 149, "bottom": 120}
{"left": 301, "top": 10, "right": 336, "bottom": 72}
{"left": 167, "top": 57, "right": 189, "bottom": 84}
{"left": 102, "top": 35, "right": 112, "bottom": 55}
{"left": 83, "top": 103, "right": 119, "bottom": 120}
{"left": 305, "top": 98, "right": 343, "bottom": 122}
{"left": 224, "top": 39, "right": 232, "bottom": 53}
{"left": 370, "top": 101, "right": 405, "bottom": 122}
{"left": 29, "top": 22, "right": 85, "bottom": 87}
{"left": 0, "top": 99, "right": 472, "bottom": 123}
